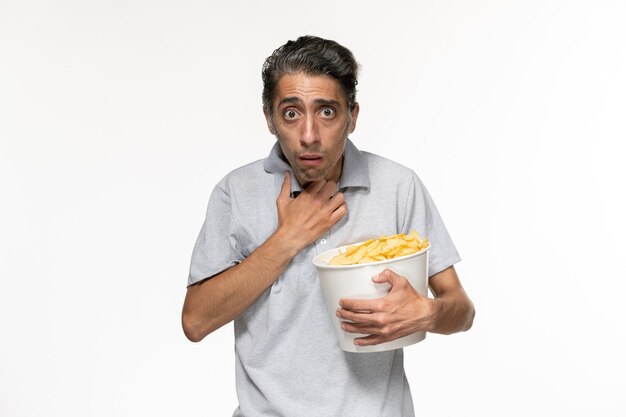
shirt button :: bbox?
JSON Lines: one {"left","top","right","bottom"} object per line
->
{"left": 320, "top": 238, "right": 327, "bottom": 246}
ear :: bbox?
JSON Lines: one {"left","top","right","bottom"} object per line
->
{"left": 348, "top": 103, "right": 360, "bottom": 134}
{"left": 263, "top": 107, "right": 276, "bottom": 135}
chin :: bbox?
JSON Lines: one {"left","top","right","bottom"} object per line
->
{"left": 296, "top": 168, "right": 327, "bottom": 183}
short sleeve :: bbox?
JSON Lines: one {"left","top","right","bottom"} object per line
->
{"left": 401, "top": 173, "right": 461, "bottom": 277}
{"left": 187, "top": 182, "right": 244, "bottom": 286}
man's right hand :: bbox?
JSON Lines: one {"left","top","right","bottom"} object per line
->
{"left": 183, "top": 171, "right": 348, "bottom": 342}
{"left": 275, "top": 171, "right": 348, "bottom": 253}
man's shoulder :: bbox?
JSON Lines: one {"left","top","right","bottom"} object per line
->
{"left": 361, "top": 150, "right": 417, "bottom": 182}
{"left": 217, "top": 157, "right": 268, "bottom": 187}
{"left": 228, "top": 157, "right": 267, "bottom": 176}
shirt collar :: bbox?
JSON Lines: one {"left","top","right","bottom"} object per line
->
{"left": 263, "top": 139, "right": 370, "bottom": 195}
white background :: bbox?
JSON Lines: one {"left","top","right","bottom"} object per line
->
{"left": 1, "top": 1, "right": 625, "bottom": 416}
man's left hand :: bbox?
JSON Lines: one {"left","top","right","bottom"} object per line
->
{"left": 336, "top": 269, "right": 437, "bottom": 346}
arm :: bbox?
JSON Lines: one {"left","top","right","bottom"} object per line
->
{"left": 182, "top": 172, "right": 347, "bottom": 342}
{"left": 182, "top": 230, "right": 297, "bottom": 342}
{"left": 336, "top": 266, "right": 474, "bottom": 346}
{"left": 428, "top": 266, "right": 475, "bottom": 335}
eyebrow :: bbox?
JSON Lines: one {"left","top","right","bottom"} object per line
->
{"left": 315, "top": 98, "right": 341, "bottom": 107}
{"left": 277, "top": 97, "right": 302, "bottom": 107}
{"left": 277, "top": 97, "right": 342, "bottom": 108}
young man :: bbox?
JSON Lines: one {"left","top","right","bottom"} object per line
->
{"left": 182, "top": 35, "right": 474, "bottom": 417}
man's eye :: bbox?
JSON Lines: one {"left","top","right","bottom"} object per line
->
{"left": 284, "top": 109, "right": 298, "bottom": 120}
{"left": 321, "top": 108, "right": 335, "bottom": 118}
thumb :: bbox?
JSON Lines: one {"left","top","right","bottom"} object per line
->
{"left": 278, "top": 171, "right": 292, "bottom": 202}
{"left": 372, "top": 269, "right": 402, "bottom": 286}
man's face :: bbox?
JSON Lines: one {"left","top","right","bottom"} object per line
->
{"left": 264, "top": 72, "right": 359, "bottom": 187}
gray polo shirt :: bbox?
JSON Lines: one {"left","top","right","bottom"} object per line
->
{"left": 188, "top": 139, "right": 461, "bottom": 417}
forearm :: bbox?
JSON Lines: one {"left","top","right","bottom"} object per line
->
{"left": 182, "top": 230, "right": 298, "bottom": 342}
{"left": 429, "top": 288, "right": 475, "bottom": 335}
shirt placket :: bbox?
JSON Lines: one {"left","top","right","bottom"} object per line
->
{"left": 314, "top": 183, "right": 341, "bottom": 254}
{"left": 314, "top": 229, "right": 331, "bottom": 255}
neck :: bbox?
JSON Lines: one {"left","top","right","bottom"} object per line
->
{"left": 298, "top": 155, "right": 344, "bottom": 189}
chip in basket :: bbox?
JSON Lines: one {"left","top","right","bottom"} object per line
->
{"left": 328, "top": 230, "right": 429, "bottom": 265}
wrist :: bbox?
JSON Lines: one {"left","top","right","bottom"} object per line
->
{"left": 426, "top": 297, "right": 443, "bottom": 333}
{"left": 268, "top": 228, "right": 302, "bottom": 259}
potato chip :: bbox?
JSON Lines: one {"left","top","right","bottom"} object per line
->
{"left": 328, "top": 230, "right": 429, "bottom": 265}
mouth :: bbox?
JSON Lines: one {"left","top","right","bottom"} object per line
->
{"left": 298, "top": 154, "right": 324, "bottom": 167}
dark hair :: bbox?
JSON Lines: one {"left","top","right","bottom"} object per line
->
{"left": 262, "top": 35, "right": 359, "bottom": 115}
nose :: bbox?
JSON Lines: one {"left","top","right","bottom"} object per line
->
{"left": 300, "top": 115, "right": 320, "bottom": 146}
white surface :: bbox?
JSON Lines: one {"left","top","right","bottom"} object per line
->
{"left": 1, "top": 1, "right": 625, "bottom": 416}
{"left": 313, "top": 244, "right": 429, "bottom": 352}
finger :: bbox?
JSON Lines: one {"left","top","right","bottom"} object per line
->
{"left": 336, "top": 307, "right": 383, "bottom": 324}
{"left": 339, "top": 297, "right": 384, "bottom": 313}
{"left": 353, "top": 326, "right": 411, "bottom": 345}
{"left": 352, "top": 334, "right": 390, "bottom": 346}
{"left": 329, "top": 202, "right": 348, "bottom": 224}
{"left": 326, "top": 193, "right": 348, "bottom": 221}
{"left": 341, "top": 321, "right": 386, "bottom": 335}
{"left": 325, "top": 191, "right": 344, "bottom": 210}
{"left": 278, "top": 171, "right": 292, "bottom": 202}
{"left": 303, "top": 179, "right": 327, "bottom": 195}
{"left": 318, "top": 180, "right": 338, "bottom": 199}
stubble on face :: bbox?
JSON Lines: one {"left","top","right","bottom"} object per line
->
{"left": 272, "top": 125, "right": 349, "bottom": 185}
{"left": 266, "top": 72, "right": 358, "bottom": 188}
